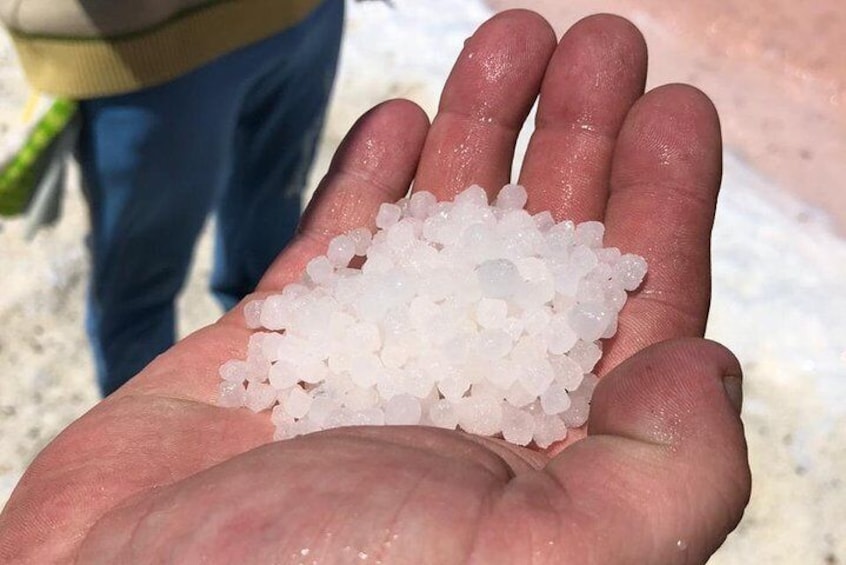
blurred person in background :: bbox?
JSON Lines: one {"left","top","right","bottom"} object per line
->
{"left": 0, "top": 0, "right": 345, "bottom": 396}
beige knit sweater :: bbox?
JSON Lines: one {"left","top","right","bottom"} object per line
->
{"left": 0, "top": 0, "right": 322, "bottom": 98}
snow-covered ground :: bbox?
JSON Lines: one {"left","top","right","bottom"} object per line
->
{"left": 0, "top": 0, "right": 844, "bottom": 561}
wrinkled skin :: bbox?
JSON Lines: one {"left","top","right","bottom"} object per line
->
{"left": 0, "top": 11, "right": 750, "bottom": 564}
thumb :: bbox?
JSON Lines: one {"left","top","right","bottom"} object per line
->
{"left": 546, "top": 338, "right": 751, "bottom": 564}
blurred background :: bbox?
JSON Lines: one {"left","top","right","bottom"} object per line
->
{"left": 0, "top": 0, "right": 843, "bottom": 562}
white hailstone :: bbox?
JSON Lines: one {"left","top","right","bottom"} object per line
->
{"left": 596, "top": 246, "right": 621, "bottom": 264}
{"left": 333, "top": 275, "right": 362, "bottom": 305}
{"left": 245, "top": 351, "right": 271, "bottom": 383}
{"left": 259, "top": 294, "right": 289, "bottom": 331}
{"left": 471, "top": 380, "right": 504, "bottom": 401}
{"left": 458, "top": 394, "right": 502, "bottom": 436}
{"left": 353, "top": 407, "right": 386, "bottom": 426}
{"left": 325, "top": 372, "right": 355, "bottom": 398}
{"left": 349, "top": 353, "right": 383, "bottom": 388}
{"left": 271, "top": 404, "right": 294, "bottom": 428}
{"left": 348, "top": 227, "right": 373, "bottom": 256}
{"left": 380, "top": 338, "right": 410, "bottom": 369}
{"left": 260, "top": 332, "right": 286, "bottom": 363}
{"left": 501, "top": 317, "right": 525, "bottom": 341}
{"left": 244, "top": 299, "right": 264, "bottom": 329}
{"left": 516, "top": 257, "right": 555, "bottom": 305}
{"left": 218, "top": 381, "right": 246, "bottom": 408}
{"left": 487, "top": 361, "right": 517, "bottom": 390}
{"left": 217, "top": 184, "right": 645, "bottom": 445}
{"left": 505, "top": 381, "right": 536, "bottom": 408}
{"left": 301, "top": 360, "right": 330, "bottom": 385}
{"left": 606, "top": 287, "right": 627, "bottom": 311}
{"left": 533, "top": 211, "right": 555, "bottom": 232}
{"left": 428, "top": 399, "right": 459, "bottom": 430}
{"left": 477, "top": 329, "right": 513, "bottom": 359}
{"left": 376, "top": 370, "right": 405, "bottom": 401}
{"left": 349, "top": 321, "right": 382, "bottom": 352}
{"left": 544, "top": 222, "right": 575, "bottom": 258}
{"left": 550, "top": 356, "right": 585, "bottom": 391}
{"left": 574, "top": 221, "right": 605, "bottom": 248}
{"left": 455, "top": 184, "right": 489, "bottom": 207}
{"left": 245, "top": 382, "right": 277, "bottom": 413}
{"left": 576, "top": 277, "right": 606, "bottom": 305}
{"left": 306, "top": 396, "right": 337, "bottom": 427}
{"left": 409, "top": 190, "right": 437, "bottom": 219}
{"left": 475, "top": 298, "right": 507, "bottom": 329}
{"left": 268, "top": 360, "right": 297, "bottom": 390}
{"left": 568, "top": 340, "right": 602, "bottom": 373}
{"left": 522, "top": 308, "right": 552, "bottom": 336}
{"left": 219, "top": 359, "right": 248, "bottom": 383}
{"left": 438, "top": 373, "right": 471, "bottom": 402}
{"left": 539, "top": 381, "right": 572, "bottom": 415}
{"left": 553, "top": 268, "right": 581, "bottom": 298}
{"left": 384, "top": 394, "right": 423, "bottom": 425}
{"left": 476, "top": 258, "right": 521, "bottom": 298}
{"left": 344, "top": 386, "right": 379, "bottom": 411}
{"left": 306, "top": 256, "right": 334, "bottom": 285}
{"left": 404, "top": 365, "right": 437, "bottom": 399}
{"left": 560, "top": 373, "right": 599, "bottom": 428}
{"left": 546, "top": 315, "right": 578, "bottom": 356}
{"left": 375, "top": 202, "right": 402, "bottom": 229}
{"left": 533, "top": 414, "right": 568, "bottom": 448}
{"left": 600, "top": 312, "right": 619, "bottom": 340}
{"left": 560, "top": 400, "right": 590, "bottom": 429}
{"left": 569, "top": 245, "right": 598, "bottom": 276}
{"left": 568, "top": 302, "right": 612, "bottom": 342}
{"left": 284, "top": 386, "right": 313, "bottom": 419}
{"left": 327, "top": 234, "right": 356, "bottom": 267}
{"left": 386, "top": 219, "right": 417, "bottom": 254}
{"left": 501, "top": 403, "right": 535, "bottom": 446}
{"left": 613, "top": 254, "right": 648, "bottom": 291}
{"left": 495, "top": 183, "right": 527, "bottom": 210}
{"left": 516, "top": 358, "right": 555, "bottom": 397}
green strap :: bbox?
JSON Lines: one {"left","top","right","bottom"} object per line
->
{"left": 0, "top": 99, "right": 78, "bottom": 216}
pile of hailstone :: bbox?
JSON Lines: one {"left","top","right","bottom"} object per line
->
{"left": 218, "top": 184, "right": 646, "bottom": 448}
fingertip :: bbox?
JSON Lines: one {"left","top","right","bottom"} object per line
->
{"left": 651, "top": 82, "right": 720, "bottom": 117}
{"left": 445, "top": 7, "right": 557, "bottom": 121}
{"left": 588, "top": 338, "right": 745, "bottom": 448}
{"left": 374, "top": 98, "right": 431, "bottom": 130}
{"left": 486, "top": 8, "right": 557, "bottom": 46}
{"left": 328, "top": 98, "right": 430, "bottom": 176}
{"left": 568, "top": 12, "right": 648, "bottom": 55}
{"left": 621, "top": 83, "right": 723, "bottom": 176}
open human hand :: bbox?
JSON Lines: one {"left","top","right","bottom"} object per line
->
{"left": 0, "top": 11, "right": 750, "bottom": 564}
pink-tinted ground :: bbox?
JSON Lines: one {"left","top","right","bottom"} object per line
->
{"left": 488, "top": 0, "right": 846, "bottom": 234}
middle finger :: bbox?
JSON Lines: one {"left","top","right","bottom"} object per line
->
{"left": 413, "top": 10, "right": 556, "bottom": 201}
{"left": 518, "top": 14, "right": 647, "bottom": 222}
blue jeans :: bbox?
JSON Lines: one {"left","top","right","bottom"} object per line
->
{"left": 77, "top": 0, "right": 344, "bottom": 396}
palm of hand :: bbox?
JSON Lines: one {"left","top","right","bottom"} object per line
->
{"left": 0, "top": 12, "right": 749, "bottom": 564}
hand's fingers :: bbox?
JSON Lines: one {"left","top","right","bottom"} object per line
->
{"left": 518, "top": 14, "right": 647, "bottom": 222}
{"left": 541, "top": 339, "right": 750, "bottom": 564}
{"left": 254, "top": 99, "right": 429, "bottom": 294}
{"left": 413, "top": 10, "right": 556, "bottom": 200}
{"left": 600, "top": 84, "right": 723, "bottom": 373}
